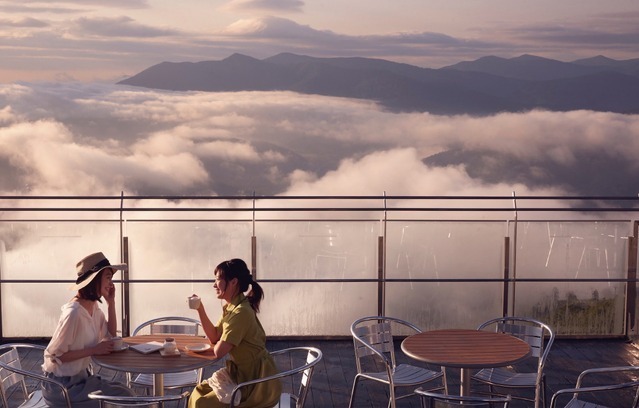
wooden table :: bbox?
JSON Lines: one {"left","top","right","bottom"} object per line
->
{"left": 92, "top": 334, "right": 218, "bottom": 396}
{"left": 401, "top": 329, "right": 531, "bottom": 397}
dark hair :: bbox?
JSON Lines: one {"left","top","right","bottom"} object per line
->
{"left": 215, "top": 258, "right": 264, "bottom": 313}
{"left": 77, "top": 269, "right": 106, "bottom": 302}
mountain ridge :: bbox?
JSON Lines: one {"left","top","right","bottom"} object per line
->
{"left": 118, "top": 53, "right": 639, "bottom": 115}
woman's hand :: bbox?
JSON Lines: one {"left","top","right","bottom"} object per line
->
{"left": 92, "top": 340, "right": 114, "bottom": 355}
{"left": 105, "top": 284, "right": 116, "bottom": 305}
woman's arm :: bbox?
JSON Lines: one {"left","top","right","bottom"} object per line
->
{"left": 211, "top": 340, "right": 234, "bottom": 359}
{"left": 195, "top": 300, "right": 221, "bottom": 344}
{"left": 105, "top": 285, "right": 117, "bottom": 336}
{"left": 57, "top": 341, "right": 113, "bottom": 362}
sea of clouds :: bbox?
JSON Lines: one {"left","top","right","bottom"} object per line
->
{"left": 5, "top": 81, "right": 638, "bottom": 198}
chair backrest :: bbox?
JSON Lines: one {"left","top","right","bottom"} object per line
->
{"left": 350, "top": 316, "right": 421, "bottom": 373}
{"left": 549, "top": 365, "right": 639, "bottom": 408}
{"left": 0, "top": 343, "right": 72, "bottom": 408}
{"left": 0, "top": 347, "right": 29, "bottom": 407}
{"left": 416, "top": 389, "right": 511, "bottom": 407}
{"left": 478, "top": 316, "right": 555, "bottom": 374}
{"left": 230, "top": 346, "right": 323, "bottom": 408}
{"left": 89, "top": 390, "right": 190, "bottom": 407}
{"left": 132, "top": 316, "right": 201, "bottom": 336}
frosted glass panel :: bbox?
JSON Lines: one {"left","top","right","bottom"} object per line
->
{"left": 261, "top": 282, "right": 378, "bottom": 336}
{"left": 513, "top": 221, "right": 629, "bottom": 335}
{"left": 3, "top": 283, "right": 123, "bottom": 337}
{"left": 256, "top": 221, "right": 380, "bottom": 336}
{"left": 0, "top": 221, "right": 121, "bottom": 279}
{"left": 385, "top": 221, "right": 505, "bottom": 330}
{"left": 125, "top": 221, "right": 252, "bottom": 328}
{"left": 0, "top": 221, "right": 122, "bottom": 337}
{"left": 386, "top": 221, "right": 505, "bottom": 279}
{"left": 256, "top": 221, "right": 380, "bottom": 280}
{"left": 125, "top": 221, "right": 252, "bottom": 280}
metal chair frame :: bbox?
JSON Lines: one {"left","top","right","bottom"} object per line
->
{"left": 127, "top": 316, "right": 204, "bottom": 393}
{"left": 89, "top": 390, "right": 190, "bottom": 407}
{"left": 415, "top": 388, "right": 511, "bottom": 407}
{"left": 549, "top": 365, "right": 639, "bottom": 408}
{"left": 0, "top": 343, "right": 72, "bottom": 408}
{"left": 348, "top": 316, "right": 446, "bottom": 408}
{"left": 229, "top": 346, "right": 322, "bottom": 408}
{"left": 471, "top": 316, "right": 555, "bottom": 408}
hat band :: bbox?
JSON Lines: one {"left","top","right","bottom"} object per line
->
{"left": 75, "top": 258, "right": 111, "bottom": 284}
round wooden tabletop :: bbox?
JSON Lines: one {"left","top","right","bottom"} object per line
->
{"left": 401, "top": 329, "right": 531, "bottom": 369}
{"left": 92, "top": 334, "right": 217, "bottom": 375}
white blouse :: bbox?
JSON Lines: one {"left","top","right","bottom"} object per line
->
{"left": 42, "top": 300, "right": 109, "bottom": 377}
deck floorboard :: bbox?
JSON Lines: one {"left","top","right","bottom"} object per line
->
{"left": 2, "top": 338, "right": 639, "bottom": 407}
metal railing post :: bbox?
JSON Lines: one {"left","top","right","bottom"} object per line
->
{"left": 503, "top": 236, "right": 510, "bottom": 317}
{"left": 122, "top": 236, "right": 130, "bottom": 337}
{"left": 626, "top": 221, "right": 638, "bottom": 339}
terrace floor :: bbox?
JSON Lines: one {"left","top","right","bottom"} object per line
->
{"left": 3, "top": 337, "right": 639, "bottom": 407}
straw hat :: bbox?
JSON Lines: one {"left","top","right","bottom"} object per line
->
{"left": 70, "top": 252, "right": 127, "bottom": 291}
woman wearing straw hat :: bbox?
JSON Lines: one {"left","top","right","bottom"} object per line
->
{"left": 41, "top": 252, "right": 135, "bottom": 407}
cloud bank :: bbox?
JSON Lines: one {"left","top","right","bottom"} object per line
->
{"left": 1, "top": 82, "right": 638, "bottom": 200}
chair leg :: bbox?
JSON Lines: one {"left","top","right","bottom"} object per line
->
{"left": 442, "top": 367, "right": 449, "bottom": 395}
{"left": 387, "top": 385, "right": 396, "bottom": 408}
{"left": 348, "top": 375, "right": 361, "bottom": 408}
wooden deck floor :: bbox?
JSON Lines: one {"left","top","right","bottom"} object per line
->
{"left": 3, "top": 338, "right": 639, "bottom": 407}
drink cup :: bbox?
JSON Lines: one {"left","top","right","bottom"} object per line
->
{"left": 188, "top": 295, "right": 201, "bottom": 309}
{"left": 112, "top": 336, "right": 123, "bottom": 349}
{"left": 163, "top": 338, "right": 177, "bottom": 353}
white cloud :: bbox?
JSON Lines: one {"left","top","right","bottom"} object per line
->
{"left": 225, "top": 0, "right": 304, "bottom": 13}
{"left": 1, "top": 83, "right": 638, "bottom": 197}
{"left": 284, "top": 148, "right": 561, "bottom": 196}
{"left": 71, "top": 16, "right": 179, "bottom": 38}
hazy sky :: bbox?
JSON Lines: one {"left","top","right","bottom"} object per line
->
{"left": 1, "top": 0, "right": 638, "bottom": 82}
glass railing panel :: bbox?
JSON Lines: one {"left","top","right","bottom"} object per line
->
{"left": 0, "top": 221, "right": 123, "bottom": 337}
{"left": 256, "top": 221, "right": 380, "bottom": 336}
{"left": 386, "top": 282, "right": 504, "bottom": 333}
{"left": 125, "top": 221, "right": 253, "bottom": 329}
{"left": 0, "top": 221, "right": 122, "bottom": 280}
{"left": 385, "top": 221, "right": 507, "bottom": 331}
{"left": 512, "top": 221, "right": 630, "bottom": 335}
{"left": 124, "top": 221, "right": 253, "bottom": 280}
{"left": 261, "top": 282, "right": 379, "bottom": 336}
{"left": 2, "top": 282, "right": 124, "bottom": 338}
{"left": 128, "top": 282, "right": 213, "bottom": 332}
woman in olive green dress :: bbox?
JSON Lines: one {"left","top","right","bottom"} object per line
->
{"left": 188, "top": 259, "right": 281, "bottom": 408}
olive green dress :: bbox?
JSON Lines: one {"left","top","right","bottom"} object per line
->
{"left": 188, "top": 294, "right": 281, "bottom": 408}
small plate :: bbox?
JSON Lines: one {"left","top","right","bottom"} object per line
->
{"left": 186, "top": 343, "right": 211, "bottom": 353}
{"left": 159, "top": 348, "right": 181, "bottom": 357}
{"left": 113, "top": 344, "right": 129, "bottom": 352}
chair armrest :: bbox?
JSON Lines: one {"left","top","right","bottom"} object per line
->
{"left": 575, "top": 365, "right": 639, "bottom": 387}
{"left": 89, "top": 390, "right": 190, "bottom": 403}
{"left": 550, "top": 380, "right": 639, "bottom": 407}
{"left": 229, "top": 348, "right": 321, "bottom": 408}
{"left": 0, "top": 361, "right": 72, "bottom": 407}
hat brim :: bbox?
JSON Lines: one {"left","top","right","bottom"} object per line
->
{"left": 69, "top": 264, "right": 127, "bottom": 291}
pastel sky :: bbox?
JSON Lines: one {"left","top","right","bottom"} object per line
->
{"left": 1, "top": 0, "right": 638, "bottom": 82}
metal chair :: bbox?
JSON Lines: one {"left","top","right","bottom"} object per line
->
{"left": 471, "top": 316, "right": 555, "bottom": 408}
{"left": 0, "top": 343, "right": 72, "bottom": 408}
{"left": 229, "top": 346, "right": 322, "bottom": 408}
{"left": 127, "top": 317, "right": 203, "bottom": 394}
{"left": 415, "top": 388, "right": 511, "bottom": 407}
{"left": 348, "top": 316, "right": 446, "bottom": 408}
{"left": 549, "top": 365, "right": 639, "bottom": 408}
{"left": 89, "top": 390, "right": 190, "bottom": 407}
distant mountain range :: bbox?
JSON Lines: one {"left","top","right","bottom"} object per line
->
{"left": 118, "top": 53, "right": 639, "bottom": 115}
